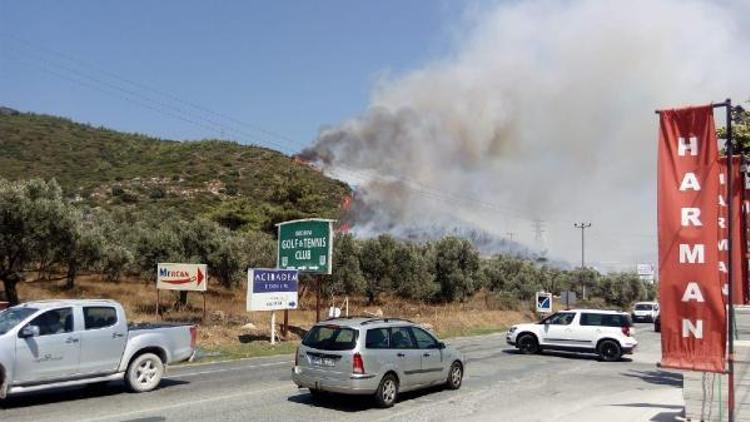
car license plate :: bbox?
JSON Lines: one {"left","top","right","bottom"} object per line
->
{"left": 311, "top": 356, "right": 335, "bottom": 367}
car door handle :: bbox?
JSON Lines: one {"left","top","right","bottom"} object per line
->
{"left": 65, "top": 337, "right": 79, "bottom": 344}
{"left": 423, "top": 353, "right": 431, "bottom": 357}
{"left": 397, "top": 353, "right": 406, "bottom": 358}
{"left": 113, "top": 333, "right": 125, "bottom": 338}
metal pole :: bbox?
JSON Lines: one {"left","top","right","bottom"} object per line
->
{"left": 316, "top": 275, "right": 321, "bottom": 322}
{"left": 574, "top": 222, "right": 592, "bottom": 300}
{"left": 274, "top": 311, "right": 277, "bottom": 344}
{"left": 203, "top": 292, "right": 207, "bottom": 323}
{"left": 156, "top": 289, "right": 160, "bottom": 318}
{"left": 725, "top": 98, "right": 736, "bottom": 422}
{"left": 283, "top": 309, "right": 289, "bottom": 338}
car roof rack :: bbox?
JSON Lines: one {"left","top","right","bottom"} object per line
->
{"left": 323, "top": 315, "right": 373, "bottom": 321}
{"left": 360, "top": 317, "right": 414, "bottom": 326}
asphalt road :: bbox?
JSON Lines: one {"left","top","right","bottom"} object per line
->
{"left": 0, "top": 323, "right": 683, "bottom": 422}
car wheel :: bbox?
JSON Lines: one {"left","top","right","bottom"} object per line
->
{"left": 517, "top": 334, "right": 539, "bottom": 354}
{"left": 446, "top": 361, "right": 463, "bottom": 390}
{"left": 374, "top": 373, "right": 399, "bottom": 408}
{"left": 126, "top": 353, "right": 164, "bottom": 393}
{"left": 597, "top": 340, "right": 622, "bottom": 362}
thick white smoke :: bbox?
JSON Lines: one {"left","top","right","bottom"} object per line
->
{"left": 305, "top": 0, "right": 750, "bottom": 269}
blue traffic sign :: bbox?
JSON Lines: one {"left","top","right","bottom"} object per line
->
{"left": 536, "top": 292, "right": 552, "bottom": 313}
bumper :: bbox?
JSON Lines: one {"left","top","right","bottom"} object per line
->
{"left": 631, "top": 314, "right": 654, "bottom": 322}
{"left": 506, "top": 336, "right": 516, "bottom": 346}
{"left": 292, "top": 366, "right": 379, "bottom": 395}
{"left": 622, "top": 342, "right": 638, "bottom": 354}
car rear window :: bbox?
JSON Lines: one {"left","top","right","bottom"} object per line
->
{"left": 581, "top": 313, "right": 631, "bottom": 327}
{"left": 634, "top": 304, "right": 653, "bottom": 310}
{"left": 302, "top": 325, "right": 359, "bottom": 351}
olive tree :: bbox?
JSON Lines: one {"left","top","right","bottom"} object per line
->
{"left": 434, "top": 237, "right": 480, "bottom": 302}
{"left": 0, "top": 179, "right": 75, "bottom": 304}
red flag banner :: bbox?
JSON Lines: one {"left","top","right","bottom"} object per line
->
{"left": 743, "top": 161, "right": 750, "bottom": 304}
{"left": 719, "top": 156, "right": 747, "bottom": 305}
{"left": 658, "top": 105, "right": 726, "bottom": 373}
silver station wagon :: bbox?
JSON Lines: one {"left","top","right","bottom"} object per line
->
{"left": 292, "top": 317, "right": 464, "bottom": 407}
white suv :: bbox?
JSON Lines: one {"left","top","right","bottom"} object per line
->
{"left": 506, "top": 309, "right": 637, "bottom": 361}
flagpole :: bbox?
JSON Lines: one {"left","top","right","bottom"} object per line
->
{"left": 725, "top": 98, "right": 736, "bottom": 422}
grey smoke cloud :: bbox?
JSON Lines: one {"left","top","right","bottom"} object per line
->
{"left": 304, "top": 0, "right": 750, "bottom": 270}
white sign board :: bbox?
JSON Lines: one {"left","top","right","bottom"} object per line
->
{"left": 637, "top": 263, "right": 655, "bottom": 283}
{"left": 157, "top": 263, "right": 207, "bottom": 292}
{"left": 247, "top": 269, "right": 299, "bottom": 311}
{"left": 536, "top": 291, "right": 553, "bottom": 313}
{"left": 637, "top": 263, "right": 654, "bottom": 275}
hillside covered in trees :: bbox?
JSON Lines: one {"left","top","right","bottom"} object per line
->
{"left": 0, "top": 108, "right": 350, "bottom": 232}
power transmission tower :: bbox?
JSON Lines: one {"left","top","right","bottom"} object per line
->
{"left": 505, "top": 232, "right": 516, "bottom": 243}
{"left": 532, "top": 219, "right": 548, "bottom": 257}
{"left": 574, "top": 222, "right": 592, "bottom": 299}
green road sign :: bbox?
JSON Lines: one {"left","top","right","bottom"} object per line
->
{"left": 276, "top": 218, "right": 334, "bottom": 274}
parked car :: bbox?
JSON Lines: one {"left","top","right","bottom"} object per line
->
{"left": 292, "top": 317, "right": 464, "bottom": 408}
{"left": 506, "top": 309, "right": 637, "bottom": 362}
{"left": 0, "top": 299, "right": 196, "bottom": 399}
{"left": 631, "top": 302, "right": 659, "bottom": 323}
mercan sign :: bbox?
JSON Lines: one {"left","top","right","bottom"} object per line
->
{"left": 247, "top": 269, "right": 299, "bottom": 311}
{"left": 157, "top": 263, "right": 207, "bottom": 292}
{"left": 276, "top": 219, "right": 334, "bottom": 274}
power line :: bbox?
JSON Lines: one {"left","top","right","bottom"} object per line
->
{"left": 1, "top": 33, "right": 310, "bottom": 152}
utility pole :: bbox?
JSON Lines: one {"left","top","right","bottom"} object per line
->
{"left": 574, "top": 222, "right": 591, "bottom": 300}
{"left": 505, "top": 232, "right": 516, "bottom": 243}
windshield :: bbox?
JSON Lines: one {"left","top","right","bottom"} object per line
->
{"left": 634, "top": 304, "right": 653, "bottom": 310}
{"left": 302, "top": 325, "right": 359, "bottom": 351}
{"left": 0, "top": 307, "right": 38, "bottom": 335}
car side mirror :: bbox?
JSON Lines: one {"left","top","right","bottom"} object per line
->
{"left": 437, "top": 342, "right": 446, "bottom": 350}
{"left": 20, "top": 325, "right": 40, "bottom": 338}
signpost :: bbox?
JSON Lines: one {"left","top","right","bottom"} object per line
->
{"left": 561, "top": 290, "right": 577, "bottom": 309}
{"left": 276, "top": 219, "right": 334, "bottom": 323}
{"left": 156, "top": 263, "right": 208, "bottom": 320}
{"left": 247, "top": 269, "right": 299, "bottom": 344}
{"left": 276, "top": 219, "right": 334, "bottom": 274}
{"left": 536, "top": 291, "right": 552, "bottom": 314}
{"left": 637, "top": 263, "right": 655, "bottom": 283}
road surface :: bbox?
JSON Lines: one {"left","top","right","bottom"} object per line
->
{"left": 0, "top": 323, "right": 683, "bottom": 422}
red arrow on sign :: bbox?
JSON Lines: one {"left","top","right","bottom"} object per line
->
{"left": 162, "top": 277, "right": 192, "bottom": 284}
{"left": 197, "top": 267, "right": 204, "bottom": 285}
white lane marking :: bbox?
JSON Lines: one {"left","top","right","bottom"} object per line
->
{"left": 79, "top": 384, "right": 291, "bottom": 422}
{"left": 169, "top": 361, "right": 291, "bottom": 379}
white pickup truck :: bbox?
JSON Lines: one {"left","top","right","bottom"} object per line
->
{"left": 0, "top": 299, "right": 196, "bottom": 398}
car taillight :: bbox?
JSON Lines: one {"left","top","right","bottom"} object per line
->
{"left": 353, "top": 353, "right": 365, "bottom": 374}
{"left": 189, "top": 326, "right": 197, "bottom": 349}
{"left": 621, "top": 326, "right": 631, "bottom": 337}
{"left": 295, "top": 347, "right": 299, "bottom": 366}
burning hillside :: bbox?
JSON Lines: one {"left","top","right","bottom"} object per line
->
{"left": 302, "top": 0, "right": 750, "bottom": 266}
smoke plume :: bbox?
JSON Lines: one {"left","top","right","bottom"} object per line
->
{"left": 303, "top": 0, "right": 750, "bottom": 269}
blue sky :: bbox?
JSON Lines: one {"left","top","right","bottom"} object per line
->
{"left": 0, "top": 1, "right": 482, "bottom": 154}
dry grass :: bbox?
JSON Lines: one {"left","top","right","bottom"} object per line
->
{"left": 16, "top": 275, "right": 535, "bottom": 359}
